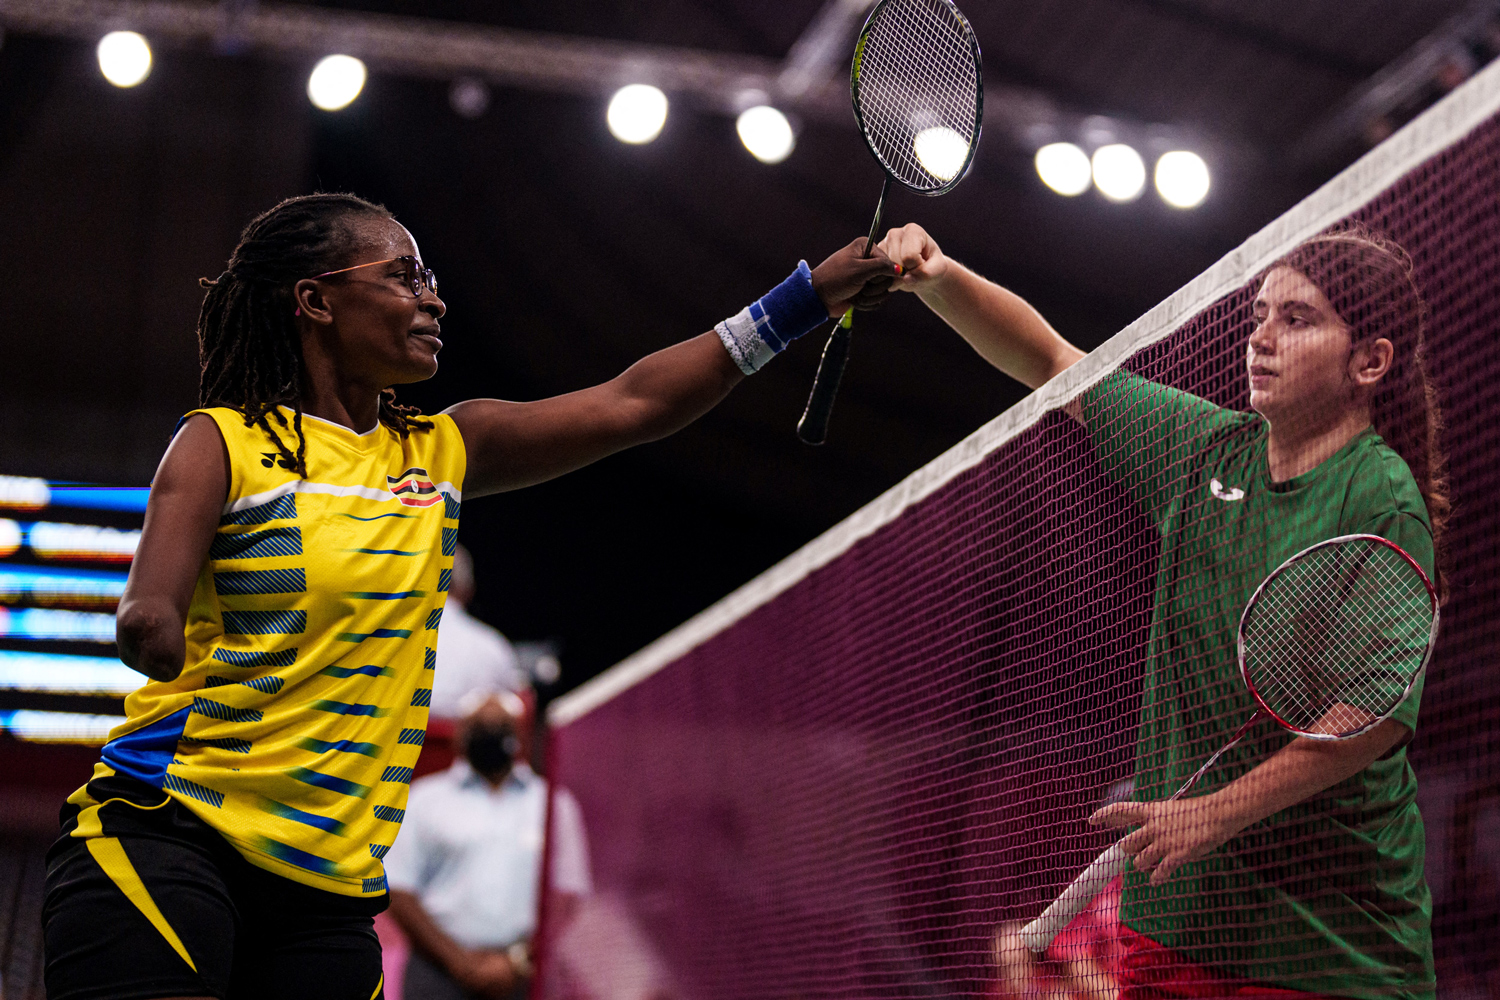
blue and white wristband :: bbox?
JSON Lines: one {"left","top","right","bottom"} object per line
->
{"left": 715, "top": 261, "right": 830, "bottom": 375}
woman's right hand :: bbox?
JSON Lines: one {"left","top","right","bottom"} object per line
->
{"left": 877, "top": 223, "right": 951, "bottom": 294}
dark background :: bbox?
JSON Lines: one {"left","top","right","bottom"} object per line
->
{"left": 0, "top": 0, "right": 1486, "bottom": 691}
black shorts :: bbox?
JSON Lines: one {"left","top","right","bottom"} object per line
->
{"left": 43, "top": 775, "right": 387, "bottom": 1000}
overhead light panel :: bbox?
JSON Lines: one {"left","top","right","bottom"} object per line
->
{"left": 1091, "top": 143, "right": 1146, "bottom": 202}
{"left": 308, "top": 54, "right": 367, "bottom": 111}
{"left": 1035, "top": 142, "right": 1092, "bottom": 196}
{"left": 97, "top": 31, "right": 152, "bottom": 88}
{"left": 1155, "top": 150, "right": 1211, "bottom": 208}
{"left": 607, "top": 84, "right": 668, "bottom": 144}
{"left": 736, "top": 105, "right": 795, "bottom": 164}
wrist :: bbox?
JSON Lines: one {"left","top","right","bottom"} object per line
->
{"left": 914, "top": 260, "right": 960, "bottom": 306}
{"left": 506, "top": 941, "right": 533, "bottom": 979}
{"left": 715, "top": 261, "right": 830, "bottom": 375}
{"left": 442, "top": 946, "right": 479, "bottom": 981}
{"left": 1205, "top": 789, "right": 1252, "bottom": 840}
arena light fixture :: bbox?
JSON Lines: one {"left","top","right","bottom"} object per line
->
{"left": 607, "top": 84, "right": 669, "bottom": 144}
{"left": 1154, "top": 150, "right": 1211, "bottom": 208}
{"left": 0, "top": 709, "right": 125, "bottom": 743}
{"left": 1034, "top": 142, "right": 1092, "bottom": 196}
{"left": 1091, "top": 143, "right": 1146, "bottom": 202}
{"left": 912, "top": 126, "right": 969, "bottom": 182}
{"left": 449, "top": 77, "right": 491, "bottom": 119}
{"left": 96, "top": 30, "right": 152, "bottom": 88}
{"left": 736, "top": 105, "right": 795, "bottom": 163}
{"left": 308, "top": 54, "right": 367, "bottom": 111}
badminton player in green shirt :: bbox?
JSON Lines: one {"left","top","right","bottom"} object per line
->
{"left": 876, "top": 223, "right": 1448, "bottom": 1000}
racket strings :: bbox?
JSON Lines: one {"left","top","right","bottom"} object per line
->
{"left": 856, "top": 0, "right": 980, "bottom": 190}
{"left": 1242, "top": 540, "right": 1433, "bottom": 734}
{"left": 864, "top": 23, "right": 976, "bottom": 180}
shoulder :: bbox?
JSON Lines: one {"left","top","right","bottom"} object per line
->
{"left": 1083, "top": 370, "right": 1248, "bottom": 440}
{"left": 391, "top": 412, "right": 467, "bottom": 494}
{"left": 1344, "top": 434, "right": 1429, "bottom": 526}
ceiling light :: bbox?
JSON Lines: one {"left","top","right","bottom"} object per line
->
{"left": 449, "top": 77, "right": 491, "bottom": 119}
{"left": 97, "top": 31, "right": 152, "bottom": 88}
{"left": 308, "top": 54, "right": 367, "bottom": 112}
{"left": 736, "top": 105, "right": 795, "bottom": 164}
{"left": 1034, "top": 142, "right": 1092, "bottom": 196}
{"left": 607, "top": 84, "right": 668, "bottom": 144}
{"left": 912, "top": 126, "right": 968, "bottom": 182}
{"left": 1091, "top": 143, "right": 1146, "bottom": 202}
{"left": 1154, "top": 150, "right": 1211, "bottom": 208}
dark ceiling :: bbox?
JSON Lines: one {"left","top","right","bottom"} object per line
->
{"left": 0, "top": 0, "right": 1486, "bottom": 690}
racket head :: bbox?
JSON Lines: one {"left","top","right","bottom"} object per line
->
{"left": 852, "top": 0, "right": 983, "bottom": 196}
{"left": 1238, "top": 533, "right": 1439, "bottom": 740}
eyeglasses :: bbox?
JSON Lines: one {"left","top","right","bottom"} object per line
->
{"left": 314, "top": 255, "right": 437, "bottom": 298}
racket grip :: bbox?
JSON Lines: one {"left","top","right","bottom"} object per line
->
{"left": 1017, "top": 841, "right": 1131, "bottom": 953}
{"left": 797, "top": 324, "right": 852, "bottom": 446}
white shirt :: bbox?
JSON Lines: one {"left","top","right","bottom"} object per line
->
{"left": 430, "top": 602, "right": 526, "bottom": 718}
{"left": 383, "top": 760, "right": 591, "bottom": 949}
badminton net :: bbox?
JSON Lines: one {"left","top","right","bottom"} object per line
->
{"left": 537, "top": 56, "right": 1500, "bottom": 1000}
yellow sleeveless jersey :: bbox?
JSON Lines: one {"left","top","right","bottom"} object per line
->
{"left": 67, "top": 406, "right": 466, "bottom": 898}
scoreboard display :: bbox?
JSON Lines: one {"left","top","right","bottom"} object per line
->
{"left": 0, "top": 474, "right": 149, "bottom": 743}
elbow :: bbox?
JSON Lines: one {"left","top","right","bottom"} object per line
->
{"left": 1043, "top": 345, "right": 1087, "bottom": 385}
{"left": 611, "top": 394, "right": 682, "bottom": 447}
{"left": 634, "top": 405, "right": 684, "bottom": 445}
{"left": 116, "top": 602, "right": 184, "bottom": 682}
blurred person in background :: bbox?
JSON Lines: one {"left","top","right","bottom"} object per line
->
{"left": 429, "top": 545, "right": 525, "bottom": 719}
{"left": 386, "top": 691, "right": 590, "bottom": 1000}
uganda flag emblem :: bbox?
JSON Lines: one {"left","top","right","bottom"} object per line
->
{"left": 387, "top": 468, "right": 443, "bottom": 508}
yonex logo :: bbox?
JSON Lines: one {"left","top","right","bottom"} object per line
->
{"left": 1210, "top": 478, "right": 1246, "bottom": 502}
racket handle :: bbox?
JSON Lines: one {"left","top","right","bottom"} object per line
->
{"left": 797, "top": 323, "right": 852, "bottom": 446}
{"left": 1017, "top": 841, "right": 1131, "bottom": 953}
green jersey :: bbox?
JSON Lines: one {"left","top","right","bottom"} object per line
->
{"left": 1081, "top": 371, "right": 1435, "bottom": 1000}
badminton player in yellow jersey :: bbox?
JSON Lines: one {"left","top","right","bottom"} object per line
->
{"left": 876, "top": 223, "right": 1447, "bottom": 1000}
{"left": 41, "top": 193, "right": 896, "bottom": 1000}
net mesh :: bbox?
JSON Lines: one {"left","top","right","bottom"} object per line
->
{"left": 855, "top": 0, "right": 981, "bottom": 192}
{"left": 1241, "top": 536, "right": 1434, "bottom": 736}
{"left": 541, "top": 58, "right": 1500, "bottom": 1000}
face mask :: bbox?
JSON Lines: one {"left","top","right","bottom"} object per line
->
{"left": 464, "top": 724, "right": 518, "bottom": 778}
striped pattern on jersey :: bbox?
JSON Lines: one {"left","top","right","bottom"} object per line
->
{"left": 81, "top": 407, "right": 466, "bottom": 898}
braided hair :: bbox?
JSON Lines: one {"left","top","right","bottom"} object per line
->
{"left": 196, "top": 193, "right": 431, "bottom": 476}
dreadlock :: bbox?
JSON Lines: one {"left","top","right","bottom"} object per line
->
{"left": 196, "top": 193, "right": 431, "bottom": 476}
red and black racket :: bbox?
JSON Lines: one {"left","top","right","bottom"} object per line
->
{"left": 1018, "top": 533, "right": 1440, "bottom": 952}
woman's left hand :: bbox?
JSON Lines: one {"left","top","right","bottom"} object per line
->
{"left": 1090, "top": 797, "right": 1235, "bottom": 886}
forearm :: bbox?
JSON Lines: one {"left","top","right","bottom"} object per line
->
{"left": 1211, "top": 717, "right": 1409, "bottom": 834}
{"left": 116, "top": 599, "right": 187, "bottom": 682}
{"left": 1098, "top": 715, "right": 1410, "bottom": 883}
{"left": 918, "top": 262, "right": 1084, "bottom": 389}
{"left": 607, "top": 331, "right": 746, "bottom": 444}
{"left": 388, "top": 890, "right": 471, "bottom": 974}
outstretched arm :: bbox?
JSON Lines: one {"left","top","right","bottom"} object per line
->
{"left": 877, "top": 223, "right": 1084, "bottom": 390}
{"left": 116, "top": 415, "right": 229, "bottom": 682}
{"left": 1092, "top": 714, "right": 1409, "bottom": 885}
{"left": 449, "top": 239, "right": 896, "bottom": 498}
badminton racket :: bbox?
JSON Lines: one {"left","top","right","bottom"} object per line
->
{"left": 796, "top": 0, "right": 983, "bottom": 445}
{"left": 1018, "top": 532, "right": 1439, "bottom": 952}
